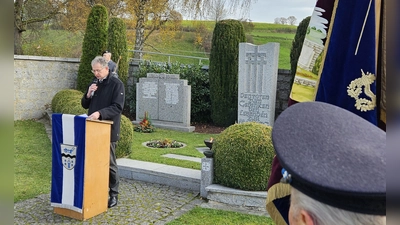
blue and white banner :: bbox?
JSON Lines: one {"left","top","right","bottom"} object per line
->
{"left": 51, "top": 114, "right": 86, "bottom": 213}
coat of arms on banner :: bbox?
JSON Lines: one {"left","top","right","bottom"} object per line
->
{"left": 60, "top": 144, "right": 77, "bottom": 170}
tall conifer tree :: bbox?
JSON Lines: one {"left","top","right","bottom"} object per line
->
{"left": 107, "top": 17, "right": 128, "bottom": 86}
{"left": 77, "top": 4, "right": 108, "bottom": 92}
{"left": 209, "top": 19, "right": 246, "bottom": 126}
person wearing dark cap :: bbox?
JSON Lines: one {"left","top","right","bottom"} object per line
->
{"left": 270, "top": 101, "right": 386, "bottom": 225}
{"left": 102, "top": 50, "right": 117, "bottom": 74}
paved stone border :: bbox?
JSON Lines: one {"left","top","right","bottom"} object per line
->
{"left": 14, "top": 178, "right": 203, "bottom": 224}
{"left": 162, "top": 153, "right": 202, "bottom": 163}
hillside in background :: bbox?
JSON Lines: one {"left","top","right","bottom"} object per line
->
{"left": 22, "top": 21, "right": 297, "bottom": 69}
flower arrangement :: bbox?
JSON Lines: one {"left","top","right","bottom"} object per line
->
{"left": 134, "top": 111, "right": 155, "bottom": 133}
{"left": 146, "top": 138, "right": 184, "bottom": 148}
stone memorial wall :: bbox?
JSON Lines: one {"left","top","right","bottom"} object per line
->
{"left": 136, "top": 73, "right": 194, "bottom": 132}
{"left": 238, "top": 43, "right": 280, "bottom": 126}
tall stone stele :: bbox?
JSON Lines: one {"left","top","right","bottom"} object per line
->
{"left": 237, "top": 43, "right": 280, "bottom": 126}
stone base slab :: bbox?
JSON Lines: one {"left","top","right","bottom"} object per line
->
{"left": 117, "top": 158, "right": 201, "bottom": 191}
{"left": 206, "top": 184, "right": 268, "bottom": 209}
{"left": 132, "top": 120, "right": 195, "bottom": 132}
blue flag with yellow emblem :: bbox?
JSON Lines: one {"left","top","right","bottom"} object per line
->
{"left": 315, "top": 0, "right": 378, "bottom": 125}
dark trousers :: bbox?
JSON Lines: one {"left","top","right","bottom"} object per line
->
{"left": 109, "top": 142, "right": 119, "bottom": 197}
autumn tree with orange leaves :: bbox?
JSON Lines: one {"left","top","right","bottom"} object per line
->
{"left": 60, "top": 0, "right": 127, "bottom": 32}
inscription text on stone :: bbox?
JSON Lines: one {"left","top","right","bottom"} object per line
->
{"left": 238, "top": 93, "right": 270, "bottom": 124}
{"left": 164, "top": 83, "right": 179, "bottom": 105}
{"left": 142, "top": 82, "right": 157, "bottom": 99}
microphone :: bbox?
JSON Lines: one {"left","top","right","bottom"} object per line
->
{"left": 90, "top": 79, "right": 98, "bottom": 98}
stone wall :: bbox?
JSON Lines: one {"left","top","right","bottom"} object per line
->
{"left": 14, "top": 55, "right": 80, "bottom": 120}
{"left": 14, "top": 55, "right": 292, "bottom": 121}
{"left": 275, "top": 69, "right": 291, "bottom": 119}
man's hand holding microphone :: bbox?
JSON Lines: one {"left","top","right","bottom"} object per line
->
{"left": 86, "top": 79, "right": 100, "bottom": 120}
{"left": 86, "top": 79, "right": 98, "bottom": 99}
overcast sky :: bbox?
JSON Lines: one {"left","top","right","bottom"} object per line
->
{"left": 232, "top": 0, "right": 317, "bottom": 24}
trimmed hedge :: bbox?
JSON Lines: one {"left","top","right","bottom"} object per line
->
{"left": 213, "top": 122, "right": 275, "bottom": 191}
{"left": 51, "top": 89, "right": 87, "bottom": 115}
{"left": 117, "top": 115, "right": 134, "bottom": 158}
{"left": 51, "top": 89, "right": 133, "bottom": 158}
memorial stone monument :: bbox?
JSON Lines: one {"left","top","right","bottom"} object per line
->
{"left": 238, "top": 43, "right": 280, "bottom": 126}
{"left": 135, "top": 73, "right": 195, "bottom": 132}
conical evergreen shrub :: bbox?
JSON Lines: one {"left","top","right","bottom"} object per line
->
{"left": 77, "top": 4, "right": 108, "bottom": 93}
{"left": 209, "top": 19, "right": 246, "bottom": 127}
{"left": 107, "top": 17, "right": 129, "bottom": 86}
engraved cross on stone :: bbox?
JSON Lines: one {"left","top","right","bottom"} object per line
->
{"left": 245, "top": 48, "right": 267, "bottom": 65}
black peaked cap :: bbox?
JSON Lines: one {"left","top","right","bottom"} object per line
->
{"left": 272, "top": 101, "right": 386, "bottom": 215}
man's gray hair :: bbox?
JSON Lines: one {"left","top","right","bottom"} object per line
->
{"left": 91, "top": 56, "right": 108, "bottom": 68}
{"left": 290, "top": 188, "right": 386, "bottom": 225}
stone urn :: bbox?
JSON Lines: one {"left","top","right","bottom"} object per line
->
{"left": 204, "top": 139, "right": 213, "bottom": 149}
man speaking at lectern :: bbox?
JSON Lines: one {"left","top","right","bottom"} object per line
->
{"left": 81, "top": 56, "right": 125, "bottom": 208}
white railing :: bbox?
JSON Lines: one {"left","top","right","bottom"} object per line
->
{"left": 129, "top": 50, "right": 209, "bottom": 65}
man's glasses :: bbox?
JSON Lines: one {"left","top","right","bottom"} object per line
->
{"left": 91, "top": 68, "right": 104, "bottom": 73}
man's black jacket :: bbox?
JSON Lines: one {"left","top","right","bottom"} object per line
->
{"left": 81, "top": 73, "right": 125, "bottom": 142}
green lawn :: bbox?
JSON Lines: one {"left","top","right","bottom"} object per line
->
{"left": 251, "top": 31, "right": 295, "bottom": 39}
{"left": 14, "top": 120, "right": 52, "bottom": 203}
{"left": 130, "top": 128, "right": 218, "bottom": 170}
{"left": 181, "top": 20, "right": 216, "bottom": 30}
{"left": 22, "top": 30, "right": 84, "bottom": 58}
{"left": 252, "top": 22, "right": 297, "bottom": 33}
{"left": 167, "top": 206, "right": 274, "bottom": 224}
{"left": 250, "top": 33, "right": 293, "bottom": 69}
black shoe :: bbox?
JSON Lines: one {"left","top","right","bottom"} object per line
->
{"left": 108, "top": 196, "right": 118, "bottom": 208}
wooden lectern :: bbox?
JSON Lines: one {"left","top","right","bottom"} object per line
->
{"left": 50, "top": 114, "right": 113, "bottom": 220}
